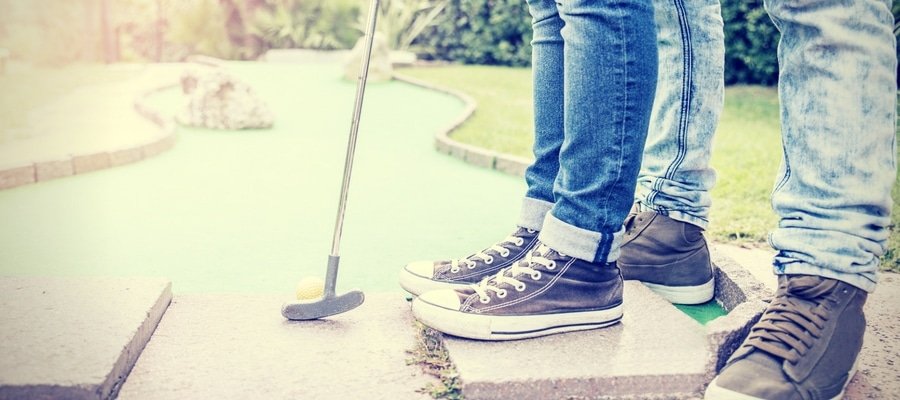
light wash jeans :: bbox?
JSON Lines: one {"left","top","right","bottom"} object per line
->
{"left": 635, "top": 0, "right": 724, "bottom": 229}
{"left": 636, "top": 0, "right": 896, "bottom": 292}
{"left": 765, "top": 0, "right": 896, "bottom": 292}
{"left": 519, "top": 0, "right": 658, "bottom": 263}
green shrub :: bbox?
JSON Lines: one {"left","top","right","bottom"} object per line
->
{"left": 166, "top": 0, "right": 241, "bottom": 59}
{"left": 249, "top": 0, "right": 362, "bottom": 51}
{"left": 414, "top": 0, "right": 532, "bottom": 67}
{"left": 414, "top": 0, "right": 785, "bottom": 81}
{"left": 371, "top": 0, "right": 448, "bottom": 52}
{"left": 721, "top": 0, "right": 779, "bottom": 85}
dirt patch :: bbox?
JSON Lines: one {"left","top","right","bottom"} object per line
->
{"left": 851, "top": 272, "right": 900, "bottom": 399}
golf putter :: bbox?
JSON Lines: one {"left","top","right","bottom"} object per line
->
{"left": 281, "top": 0, "right": 380, "bottom": 320}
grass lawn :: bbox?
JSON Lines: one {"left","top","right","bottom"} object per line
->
{"left": 0, "top": 63, "right": 137, "bottom": 143}
{"left": 399, "top": 65, "right": 900, "bottom": 272}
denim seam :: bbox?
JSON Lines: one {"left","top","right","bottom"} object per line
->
{"left": 772, "top": 152, "right": 792, "bottom": 196}
{"left": 599, "top": 0, "right": 630, "bottom": 229}
{"left": 648, "top": 0, "right": 693, "bottom": 210}
{"left": 595, "top": 233, "right": 614, "bottom": 264}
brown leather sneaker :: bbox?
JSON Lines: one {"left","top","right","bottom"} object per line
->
{"left": 618, "top": 208, "right": 715, "bottom": 304}
{"left": 705, "top": 275, "right": 867, "bottom": 400}
{"left": 411, "top": 243, "right": 624, "bottom": 340}
{"left": 399, "top": 227, "right": 540, "bottom": 296}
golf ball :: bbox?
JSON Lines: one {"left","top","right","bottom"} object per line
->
{"left": 295, "top": 277, "right": 325, "bottom": 300}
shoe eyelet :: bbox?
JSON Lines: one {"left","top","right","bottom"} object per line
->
{"left": 515, "top": 284, "right": 526, "bottom": 292}
{"left": 530, "top": 272, "right": 541, "bottom": 281}
{"left": 500, "top": 250, "right": 510, "bottom": 257}
{"left": 547, "top": 261, "right": 557, "bottom": 270}
{"left": 484, "top": 256, "right": 494, "bottom": 265}
{"left": 479, "top": 296, "right": 491, "bottom": 304}
{"left": 466, "top": 262, "right": 477, "bottom": 269}
{"left": 516, "top": 238, "right": 525, "bottom": 246}
{"left": 450, "top": 267, "right": 460, "bottom": 273}
{"left": 526, "top": 229, "right": 536, "bottom": 234}
{"left": 497, "top": 289, "right": 508, "bottom": 298}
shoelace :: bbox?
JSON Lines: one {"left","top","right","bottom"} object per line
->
{"left": 745, "top": 278, "right": 838, "bottom": 364}
{"left": 449, "top": 230, "right": 534, "bottom": 273}
{"left": 470, "top": 244, "right": 561, "bottom": 303}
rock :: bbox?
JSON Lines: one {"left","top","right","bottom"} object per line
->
{"left": 177, "top": 68, "right": 274, "bottom": 130}
{"left": 343, "top": 33, "right": 393, "bottom": 83}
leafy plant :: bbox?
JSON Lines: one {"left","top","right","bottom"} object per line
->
{"left": 166, "top": 0, "right": 241, "bottom": 59}
{"left": 721, "top": 0, "right": 779, "bottom": 85}
{"left": 415, "top": 0, "right": 533, "bottom": 67}
{"left": 406, "top": 322, "right": 464, "bottom": 399}
{"left": 368, "top": 0, "right": 448, "bottom": 51}
{"left": 249, "top": 0, "right": 362, "bottom": 50}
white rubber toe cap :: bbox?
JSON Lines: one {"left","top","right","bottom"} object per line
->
{"left": 404, "top": 261, "right": 435, "bottom": 278}
{"left": 418, "top": 289, "right": 462, "bottom": 310}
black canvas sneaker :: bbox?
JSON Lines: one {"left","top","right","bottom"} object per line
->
{"left": 399, "top": 227, "right": 539, "bottom": 296}
{"left": 411, "top": 243, "right": 624, "bottom": 340}
{"left": 618, "top": 208, "right": 715, "bottom": 304}
{"left": 705, "top": 275, "right": 867, "bottom": 400}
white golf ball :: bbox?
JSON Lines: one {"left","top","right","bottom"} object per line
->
{"left": 295, "top": 277, "right": 325, "bottom": 300}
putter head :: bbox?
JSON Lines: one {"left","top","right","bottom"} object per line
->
{"left": 281, "top": 290, "right": 365, "bottom": 320}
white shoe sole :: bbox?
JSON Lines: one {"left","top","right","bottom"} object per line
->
{"left": 398, "top": 268, "right": 471, "bottom": 296}
{"left": 641, "top": 278, "right": 715, "bottom": 305}
{"left": 704, "top": 365, "right": 857, "bottom": 399}
{"left": 412, "top": 298, "right": 623, "bottom": 341}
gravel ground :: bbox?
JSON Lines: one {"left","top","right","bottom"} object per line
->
{"left": 849, "top": 272, "right": 900, "bottom": 399}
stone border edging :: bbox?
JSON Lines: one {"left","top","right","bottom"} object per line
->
{"left": 0, "top": 81, "right": 178, "bottom": 191}
{"left": 392, "top": 73, "right": 533, "bottom": 176}
{"left": 705, "top": 249, "right": 773, "bottom": 376}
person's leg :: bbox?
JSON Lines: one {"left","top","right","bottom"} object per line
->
{"left": 636, "top": 0, "right": 723, "bottom": 227}
{"left": 398, "top": 0, "right": 565, "bottom": 296}
{"left": 618, "top": 0, "right": 724, "bottom": 304}
{"left": 706, "top": 0, "right": 896, "bottom": 398}
{"left": 412, "top": 0, "right": 658, "bottom": 340}
{"left": 519, "top": 0, "right": 566, "bottom": 232}
{"left": 538, "top": 0, "right": 658, "bottom": 264}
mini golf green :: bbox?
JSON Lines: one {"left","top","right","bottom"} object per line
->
{"left": 0, "top": 62, "right": 725, "bottom": 323}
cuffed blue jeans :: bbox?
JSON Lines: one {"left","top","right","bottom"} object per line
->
{"left": 638, "top": 0, "right": 895, "bottom": 292}
{"left": 519, "top": 0, "right": 658, "bottom": 263}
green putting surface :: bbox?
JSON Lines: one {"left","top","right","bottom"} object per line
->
{"left": 0, "top": 62, "right": 726, "bottom": 323}
{"left": 0, "top": 63, "right": 523, "bottom": 294}
{"left": 675, "top": 301, "right": 727, "bottom": 324}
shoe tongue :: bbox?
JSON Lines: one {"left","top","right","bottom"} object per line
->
{"left": 533, "top": 243, "right": 560, "bottom": 259}
{"left": 785, "top": 275, "right": 837, "bottom": 299}
{"left": 514, "top": 226, "right": 536, "bottom": 238}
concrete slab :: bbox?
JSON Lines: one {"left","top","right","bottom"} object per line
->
{"left": 444, "top": 282, "right": 709, "bottom": 400}
{"left": 118, "top": 292, "right": 435, "bottom": 400}
{"left": 712, "top": 244, "right": 777, "bottom": 292}
{"left": 0, "top": 277, "right": 172, "bottom": 400}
